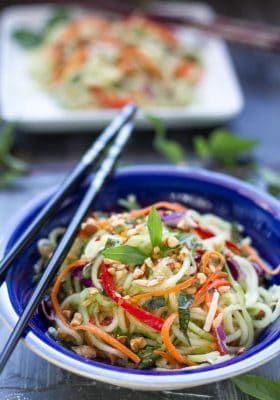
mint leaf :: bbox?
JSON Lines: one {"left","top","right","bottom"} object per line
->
{"left": 232, "top": 374, "right": 280, "bottom": 400}
{"left": 12, "top": 6, "right": 71, "bottom": 49}
{"left": 260, "top": 167, "right": 280, "bottom": 198}
{"left": 0, "top": 123, "right": 15, "bottom": 160}
{"left": 194, "top": 129, "right": 257, "bottom": 168}
{"left": 144, "top": 296, "right": 166, "bottom": 311}
{"left": 178, "top": 292, "right": 193, "bottom": 344}
{"left": 12, "top": 29, "right": 43, "bottom": 48}
{"left": 0, "top": 123, "right": 28, "bottom": 188}
{"left": 118, "top": 194, "right": 140, "bottom": 211}
{"left": 147, "top": 114, "right": 186, "bottom": 164}
{"left": 193, "top": 136, "right": 209, "bottom": 159}
{"left": 102, "top": 245, "right": 147, "bottom": 266}
{"left": 148, "top": 207, "right": 163, "bottom": 248}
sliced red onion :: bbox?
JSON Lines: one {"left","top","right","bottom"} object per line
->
{"left": 251, "top": 261, "right": 265, "bottom": 278}
{"left": 38, "top": 295, "right": 55, "bottom": 322}
{"left": 71, "top": 266, "right": 93, "bottom": 287}
{"left": 215, "top": 324, "right": 228, "bottom": 355}
{"left": 160, "top": 211, "right": 185, "bottom": 226}
{"left": 226, "top": 257, "right": 245, "bottom": 281}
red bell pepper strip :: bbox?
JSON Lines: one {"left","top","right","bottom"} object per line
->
{"left": 100, "top": 263, "right": 164, "bottom": 331}
{"left": 194, "top": 227, "right": 241, "bottom": 253}
{"left": 194, "top": 226, "right": 214, "bottom": 239}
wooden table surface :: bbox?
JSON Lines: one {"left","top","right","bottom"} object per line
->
{"left": 0, "top": 1, "right": 279, "bottom": 399}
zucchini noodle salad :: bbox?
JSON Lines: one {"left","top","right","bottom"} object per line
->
{"left": 28, "top": 15, "right": 202, "bottom": 109}
{"left": 36, "top": 199, "right": 280, "bottom": 370}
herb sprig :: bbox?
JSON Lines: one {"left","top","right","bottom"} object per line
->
{"left": 0, "top": 123, "right": 27, "bottom": 188}
{"left": 12, "top": 7, "right": 71, "bottom": 49}
{"left": 147, "top": 115, "right": 186, "bottom": 164}
{"left": 147, "top": 207, "right": 163, "bottom": 248}
{"left": 178, "top": 292, "right": 193, "bottom": 344}
{"left": 193, "top": 128, "right": 257, "bottom": 169}
{"left": 232, "top": 374, "right": 280, "bottom": 400}
{"left": 102, "top": 245, "right": 147, "bottom": 266}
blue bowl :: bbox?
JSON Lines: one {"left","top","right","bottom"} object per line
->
{"left": 0, "top": 165, "right": 279, "bottom": 390}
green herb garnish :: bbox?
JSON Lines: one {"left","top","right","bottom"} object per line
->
{"left": 148, "top": 207, "right": 163, "bottom": 248}
{"left": 231, "top": 222, "right": 243, "bottom": 243}
{"left": 194, "top": 129, "right": 257, "bottom": 169}
{"left": 147, "top": 115, "right": 186, "bottom": 164}
{"left": 260, "top": 167, "right": 280, "bottom": 198}
{"left": 178, "top": 292, "right": 193, "bottom": 345}
{"left": 232, "top": 374, "right": 280, "bottom": 400}
{"left": 137, "top": 346, "right": 159, "bottom": 369}
{"left": 102, "top": 245, "right": 147, "bottom": 266}
{"left": 0, "top": 123, "right": 27, "bottom": 188}
{"left": 144, "top": 296, "right": 166, "bottom": 311}
{"left": 12, "top": 6, "right": 71, "bottom": 49}
{"left": 118, "top": 194, "right": 140, "bottom": 211}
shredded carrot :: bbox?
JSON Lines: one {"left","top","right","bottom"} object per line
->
{"left": 128, "top": 201, "right": 187, "bottom": 218}
{"left": 201, "top": 251, "right": 225, "bottom": 274}
{"left": 154, "top": 350, "right": 181, "bottom": 367}
{"left": 161, "top": 313, "right": 194, "bottom": 366}
{"left": 191, "top": 271, "right": 227, "bottom": 308}
{"left": 131, "top": 276, "right": 197, "bottom": 303}
{"left": 51, "top": 259, "right": 89, "bottom": 324}
{"left": 73, "top": 324, "right": 140, "bottom": 364}
{"left": 60, "top": 46, "right": 87, "bottom": 80}
{"left": 174, "top": 61, "right": 194, "bottom": 78}
{"left": 242, "top": 243, "right": 280, "bottom": 275}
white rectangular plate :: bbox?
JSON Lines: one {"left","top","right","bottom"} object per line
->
{"left": 0, "top": 2, "right": 243, "bottom": 132}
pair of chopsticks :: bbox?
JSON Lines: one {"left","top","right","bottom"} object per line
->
{"left": 0, "top": 103, "right": 137, "bottom": 372}
{"left": 83, "top": 0, "right": 280, "bottom": 52}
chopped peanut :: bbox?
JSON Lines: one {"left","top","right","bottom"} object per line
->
{"left": 153, "top": 246, "right": 160, "bottom": 255}
{"left": 72, "top": 345, "right": 96, "bottom": 359}
{"left": 144, "top": 257, "right": 154, "bottom": 268}
{"left": 70, "top": 312, "right": 83, "bottom": 327}
{"left": 133, "top": 267, "right": 145, "bottom": 279}
{"left": 130, "top": 337, "right": 147, "bottom": 352}
{"left": 81, "top": 218, "right": 98, "bottom": 236}
{"left": 115, "top": 270, "right": 126, "bottom": 280}
{"left": 108, "top": 267, "right": 116, "bottom": 275}
{"left": 62, "top": 309, "right": 72, "bottom": 320}
{"left": 166, "top": 236, "right": 179, "bottom": 248}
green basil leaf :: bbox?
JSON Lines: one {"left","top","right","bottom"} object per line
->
{"left": 231, "top": 222, "right": 243, "bottom": 244}
{"left": 232, "top": 374, "right": 280, "bottom": 400}
{"left": 12, "top": 29, "right": 43, "bottom": 48}
{"left": 178, "top": 292, "right": 193, "bottom": 345}
{"left": 118, "top": 195, "right": 140, "bottom": 211}
{"left": 148, "top": 207, "right": 163, "bottom": 248}
{"left": 260, "top": 167, "right": 280, "bottom": 198}
{"left": 137, "top": 346, "right": 159, "bottom": 369}
{"left": 0, "top": 123, "right": 15, "bottom": 160}
{"left": 102, "top": 245, "right": 147, "bottom": 266}
{"left": 194, "top": 129, "right": 257, "bottom": 168}
{"left": 144, "top": 296, "right": 166, "bottom": 311}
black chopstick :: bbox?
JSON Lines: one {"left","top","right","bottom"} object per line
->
{"left": 0, "top": 103, "right": 137, "bottom": 284}
{"left": 84, "top": 0, "right": 280, "bottom": 52}
{"left": 0, "top": 120, "right": 135, "bottom": 372}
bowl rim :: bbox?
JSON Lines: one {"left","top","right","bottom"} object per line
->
{"left": 0, "top": 165, "right": 279, "bottom": 390}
